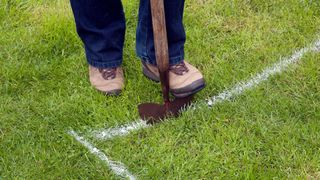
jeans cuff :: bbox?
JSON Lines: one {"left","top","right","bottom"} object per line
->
{"left": 138, "top": 55, "right": 184, "bottom": 66}
{"left": 87, "top": 58, "right": 122, "bottom": 68}
{"left": 169, "top": 55, "right": 184, "bottom": 65}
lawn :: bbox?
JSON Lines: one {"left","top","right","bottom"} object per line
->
{"left": 1, "top": 0, "right": 320, "bottom": 179}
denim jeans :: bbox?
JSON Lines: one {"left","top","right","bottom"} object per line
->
{"left": 70, "top": 0, "right": 186, "bottom": 68}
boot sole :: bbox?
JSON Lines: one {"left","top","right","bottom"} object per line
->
{"left": 171, "top": 78, "right": 206, "bottom": 98}
{"left": 105, "top": 89, "right": 122, "bottom": 96}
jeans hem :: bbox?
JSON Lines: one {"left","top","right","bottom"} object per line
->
{"left": 87, "top": 58, "right": 122, "bottom": 68}
{"left": 137, "top": 54, "right": 184, "bottom": 66}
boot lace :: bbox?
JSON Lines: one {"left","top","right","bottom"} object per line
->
{"left": 99, "top": 68, "right": 117, "bottom": 80}
{"left": 169, "top": 62, "right": 189, "bottom": 75}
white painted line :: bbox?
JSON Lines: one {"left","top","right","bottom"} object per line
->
{"left": 207, "top": 39, "right": 320, "bottom": 106}
{"left": 91, "top": 39, "right": 320, "bottom": 141}
{"left": 68, "top": 130, "right": 136, "bottom": 180}
{"left": 93, "top": 119, "right": 149, "bottom": 140}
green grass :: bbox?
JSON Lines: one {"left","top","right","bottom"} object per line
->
{"left": 1, "top": 0, "right": 320, "bottom": 179}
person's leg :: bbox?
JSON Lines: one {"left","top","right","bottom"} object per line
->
{"left": 70, "top": 0, "right": 126, "bottom": 68}
{"left": 136, "top": 0, "right": 205, "bottom": 98}
{"left": 70, "top": 0, "right": 125, "bottom": 95}
{"left": 136, "top": 0, "right": 186, "bottom": 66}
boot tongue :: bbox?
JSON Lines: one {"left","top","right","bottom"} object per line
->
{"left": 169, "top": 62, "right": 189, "bottom": 75}
{"left": 99, "top": 68, "right": 117, "bottom": 80}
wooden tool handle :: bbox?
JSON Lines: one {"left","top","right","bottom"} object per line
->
{"left": 150, "top": 0, "right": 169, "bottom": 73}
{"left": 150, "top": 0, "right": 170, "bottom": 104}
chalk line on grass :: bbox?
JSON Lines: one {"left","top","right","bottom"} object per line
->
{"left": 68, "top": 130, "right": 136, "bottom": 180}
{"left": 93, "top": 119, "right": 150, "bottom": 140}
{"left": 207, "top": 39, "right": 320, "bottom": 106}
{"left": 92, "top": 39, "right": 320, "bottom": 141}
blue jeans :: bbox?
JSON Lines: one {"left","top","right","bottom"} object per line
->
{"left": 70, "top": 0, "right": 186, "bottom": 68}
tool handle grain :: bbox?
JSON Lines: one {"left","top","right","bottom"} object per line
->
{"left": 150, "top": 0, "right": 170, "bottom": 103}
{"left": 150, "top": 0, "right": 169, "bottom": 73}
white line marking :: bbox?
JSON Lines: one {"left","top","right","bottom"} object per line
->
{"left": 93, "top": 119, "right": 149, "bottom": 140}
{"left": 68, "top": 130, "right": 136, "bottom": 180}
{"left": 91, "top": 39, "right": 320, "bottom": 141}
{"left": 207, "top": 40, "right": 320, "bottom": 106}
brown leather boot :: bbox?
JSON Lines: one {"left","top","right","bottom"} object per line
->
{"left": 142, "top": 61, "right": 205, "bottom": 98}
{"left": 89, "top": 65, "right": 124, "bottom": 96}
